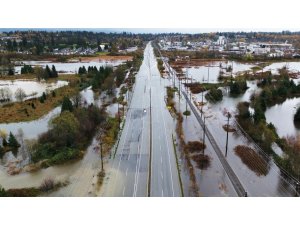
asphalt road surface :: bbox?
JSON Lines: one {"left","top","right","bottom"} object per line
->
{"left": 101, "top": 43, "right": 181, "bottom": 197}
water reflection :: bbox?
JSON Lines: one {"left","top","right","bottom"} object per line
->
{"left": 265, "top": 97, "right": 300, "bottom": 138}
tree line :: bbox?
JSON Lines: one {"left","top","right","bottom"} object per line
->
{"left": 21, "top": 64, "right": 58, "bottom": 79}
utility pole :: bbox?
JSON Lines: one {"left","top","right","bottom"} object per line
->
{"left": 203, "top": 115, "right": 206, "bottom": 150}
{"left": 185, "top": 94, "right": 188, "bottom": 117}
{"left": 225, "top": 112, "right": 231, "bottom": 157}
{"left": 185, "top": 69, "right": 188, "bottom": 91}
{"left": 207, "top": 65, "right": 210, "bottom": 83}
{"left": 173, "top": 70, "right": 175, "bottom": 88}
{"left": 100, "top": 140, "right": 103, "bottom": 171}
{"left": 98, "top": 128, "right": 104, "bottom": 171}
{"left": 117, "top": 102, "right": 120, "bottom": 130}
{"left": 201, "top": 90, "right": 204, "bottom": 118}
{"left": 231, "top": 61, "right": 233, "bottom": 83}
{"left": 178, "top": 77, "right": 181, "bottom": 100}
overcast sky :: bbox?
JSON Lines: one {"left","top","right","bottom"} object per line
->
{"left": 1, "top": 28, "right": 299, "bottom": 34}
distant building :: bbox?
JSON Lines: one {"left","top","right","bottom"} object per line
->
{"left": 216, "top": 36, "right": 227, "bottom": 46}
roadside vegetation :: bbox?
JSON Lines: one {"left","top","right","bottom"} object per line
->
{"left": 166, "top": 85, "right": 212, "bottom": 196}
{"left": 157, "top": 58, "right": 164, "bottom": 74}
{"left": 234, "top": 145, "right": 269, "bottom": 176}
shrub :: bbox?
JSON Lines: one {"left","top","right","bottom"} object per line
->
{"left": 222, "top": 124, "right": 236, "bottom": 132}
{"left": 234, "top": 145, "right": 269, "bottom": 176}
{"left": 230, "top": 80, "right": 248, "bottom": 95}
{"left": 191, "top": 154, "right": 211, "bottom": 170}
{"left": 185, "top": 141, "right": 206, "bottom": 153}
{"left": 48, "top": 148, "right": 80, "bottom": 165}
{"left": 39, "top": 178, "right": 55, "bottom": 192}
{"left": 6, "top": 188, "right": 40, "bottom": 197}
{"left": 185, "top": 83, "right": 204, "bottom": 94}
{"left": 183, "top": 110, "right": 191, "bottom": 116}
{"left": 205, "top": 88, "right": 223, "bottom": 102}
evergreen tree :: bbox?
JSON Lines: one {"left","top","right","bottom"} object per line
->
{"left": 0, "top": 185, "right": 8, "bottom": 197}
{"left": 61, "top": 97, "right": 73, "bottom": 113}
{"left": 0, "top": 146, "right": 4, "bottom": 158}
{"left": 78, "top": 67, "right": 83, "bottom": 75}
{"left": 82, "top": 66, "right": 87, "bottom": 74}
{"left": 8, "top": 68, "right": 14, "bottom": 75}
{"left": 51, "top": 65, "right": 58, "bottom": 78}
{"left": 42, "top": 92, "right": 47, "bottom": 100}
{"left": 294, "top": 107, "right": 300, "bottom": 123}
{"left": 8, "top": 132, "right": 20, "bottom": 149}
{"left": 45, "top": 65, "right": 52, "bottom": 79}
{"left": 2, "top": 138, "right": 8, "bottom": 146}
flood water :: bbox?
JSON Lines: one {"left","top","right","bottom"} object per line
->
{"left": 0, "top": 136, "right": 103, "bottom": 196}
{"left": 174, "top": 89, "right": 237, "bottom": 196}
{"left": 264, "top": 61, "right": 300, "bottom": 74}
{"left": 0, "top": 87, "right": 103, "bottom": 193}
{"left": 190, "top": 81, "right": 297, "bottom": 196}
{"left": 184, "top": 61, "right": 255, "bottom": 83}
{"left": 14, "top": 60, "right": 125, "bottom": 75}
{"left": 265, "top": 97, "right": 300, "bottom": 138}
{"left": 192, "top": 80, "right": 260, "bottom": 113}
{"left": 0, "top": 106, "right": 61, "bottom": 140}
{"left": 0, "top": 80, "right": 68, "bottom": 102}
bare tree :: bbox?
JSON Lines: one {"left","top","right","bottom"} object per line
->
{"left": 16, "top": 128, "right": 27, "bottom": 161}
{"left": 73, "top": 93, "right": 82, "bottom": 108}
{"left": 15, "top": 88, "right": 26, "bottom": 102}
{"left": 0, "top": 87, "right": 12, "bottom": 102}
